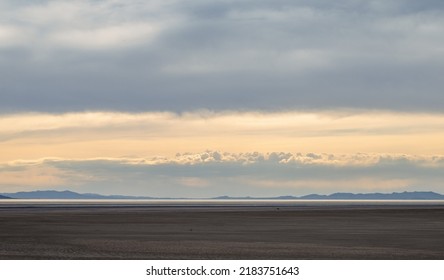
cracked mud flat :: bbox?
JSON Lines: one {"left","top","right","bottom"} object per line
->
{"left": 1, "top": 206, "right": 443, "bottom": 259}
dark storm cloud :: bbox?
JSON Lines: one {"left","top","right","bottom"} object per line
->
{"left": 1, "top": 0, "right": 444, "bottom": 113}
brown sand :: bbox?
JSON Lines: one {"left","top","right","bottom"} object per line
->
{"left": 1, "top": 206, "right": 443, "bottom": 259}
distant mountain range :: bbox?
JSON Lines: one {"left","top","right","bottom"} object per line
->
{"left": 1, "top": 190, "right": 444, "bottom": 200}
{"left": 298, "top": 191, "right": 444, "bottom": 200}
{"left": 215, "top": 191, "right": 444, "bottom": 200}
{"left": 0, "top": 190, "right": 154, "bottom": 199}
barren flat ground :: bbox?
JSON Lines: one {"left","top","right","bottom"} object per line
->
{"left": 1, "top": 205, "right": 444, "bottom": 259}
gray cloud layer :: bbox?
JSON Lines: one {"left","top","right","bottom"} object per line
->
{"left": 1, "top": 0, "right": 444, "bottom": 112}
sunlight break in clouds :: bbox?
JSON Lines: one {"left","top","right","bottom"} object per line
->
{"left": 49, "top": 23, "right": 159, "bottom": 50}
{"left": 1, "top": 110, "right": 444, "bottom": 196}
{"left": 1, "top": 110, "right": 444, "bottom": 162}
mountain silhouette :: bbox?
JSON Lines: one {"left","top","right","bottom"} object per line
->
{"left": 2, "top": 190, "right": 444, "bottom": 200}
{"left": 299, "top": 191, "right": 444, "bottom": 200}
{"left": 215, "top": 191, "right": 444, "bottom": 200}
{"left": 0, "top": 190, "right": 153, "bottom": 199}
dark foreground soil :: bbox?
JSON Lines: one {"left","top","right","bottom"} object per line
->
{"left": 1, "top": 206, "right": 443, "bottom": 259}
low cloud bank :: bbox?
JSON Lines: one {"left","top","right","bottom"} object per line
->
{"left": 2, "top": 151, "right": 443, "bottom": 197}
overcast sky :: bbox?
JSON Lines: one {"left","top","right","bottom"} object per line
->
{"left": 1, "top": 0, "right": 444, "bottom": 197}
{"left": 2, "top": 0, "right": 444, "bottom": 112}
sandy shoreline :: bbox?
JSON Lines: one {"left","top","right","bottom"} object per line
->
{"left": 1, "top": 205, "right": 444, "bottom": 259}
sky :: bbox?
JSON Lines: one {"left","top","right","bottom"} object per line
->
{"left": 1, "top": 0, "right": 444, "bottom": 197}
